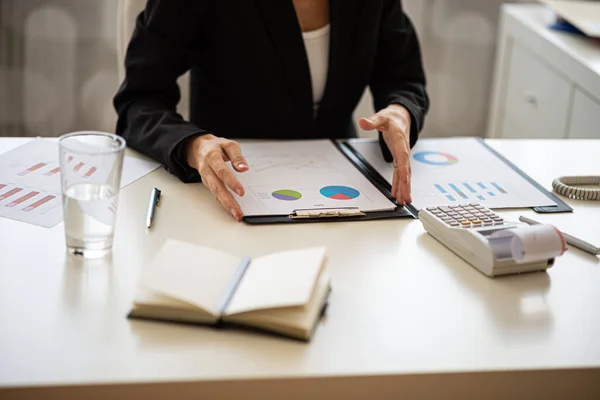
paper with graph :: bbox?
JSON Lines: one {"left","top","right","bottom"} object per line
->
{"left": 232, "top": 140, "right": 396, "bottom": 216}
{"left": 349, "top": 138, "right": 557, "bottom": 210}
{"left": 0, "top": 139, "right": 160, "bottom": 227}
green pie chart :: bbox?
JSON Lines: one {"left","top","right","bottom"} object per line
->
{"left": 272, "top": 189, "right": 302, "bottom": 201}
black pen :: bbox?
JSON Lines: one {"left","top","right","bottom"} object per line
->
{"left": 146, "top": 188, "right": 161, "bottom": 228}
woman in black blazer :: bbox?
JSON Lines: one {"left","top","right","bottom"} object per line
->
{"left": 114, "top": 0, "right": 429, "bottom": 220}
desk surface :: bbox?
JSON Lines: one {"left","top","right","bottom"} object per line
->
{"left": 1, "top": 138, "right": 599, "bottom": 398}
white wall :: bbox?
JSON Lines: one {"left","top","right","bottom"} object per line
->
{"left": 1, "top": 0, "right": 532, "bottom": 138}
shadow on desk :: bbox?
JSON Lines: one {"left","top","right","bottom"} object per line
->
{"left": 417, "top": 233, "right": 554, "bottom": 341}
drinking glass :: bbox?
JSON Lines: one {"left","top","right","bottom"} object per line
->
{"left": 59, "top": 132, "right": 125, "bottom": 258}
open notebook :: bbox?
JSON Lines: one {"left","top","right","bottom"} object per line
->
{"left": 128, "top": 240, "right": 330, "bottom": 341}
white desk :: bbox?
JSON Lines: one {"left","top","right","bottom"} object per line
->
{"left": 1, "top": 138, "right": 599, "bottom": 398}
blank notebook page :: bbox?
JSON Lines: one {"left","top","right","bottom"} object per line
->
{"left": 225, "top": 247, "right": 326, "bottom": 315}
{"left": 141, "top": 240, "right": 241, "bottom": 316}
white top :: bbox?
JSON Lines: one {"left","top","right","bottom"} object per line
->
{"left": 302, "top": 24, "right": 330, "bottom": 116}
{"left": 1, "top": 137, "right": 600, "bottom": 396}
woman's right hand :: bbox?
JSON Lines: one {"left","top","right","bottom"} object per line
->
{"left": 186, "top": 134, "right": 249, "bottom": 221}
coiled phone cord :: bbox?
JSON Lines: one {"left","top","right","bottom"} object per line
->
{"left": 552, "top": 176, "right": 600, "bottom": 201}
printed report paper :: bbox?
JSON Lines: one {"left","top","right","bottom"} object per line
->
{"left": 0, "top": 139, "right": 160, "bottom": 228}
{"left": 231, "top": 140, "right": 396, "bottom": 216}
{"left": 349, "top": 138, "right": 557, "bottom": 210}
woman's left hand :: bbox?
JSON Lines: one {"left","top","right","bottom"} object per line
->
{"left": 359, "top": 104, "right": 412, "bottom": 206}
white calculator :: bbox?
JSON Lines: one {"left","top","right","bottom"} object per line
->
{"left": 419, "top": 204, "right": 556, "bottom": 277}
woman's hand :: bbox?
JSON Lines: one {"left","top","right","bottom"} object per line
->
{"left": 186, "top": 134, "right": 248, "bottom": 221}
{"left": 359, "top": 104, "right": 412, "bottom": 206}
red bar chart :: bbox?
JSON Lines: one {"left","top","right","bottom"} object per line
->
{"left": 18, "top": 163, "right": 46, "bottom": 176}
{"left": 84, "top": 167, "right": 97, "bottom": 177}
{"left": 23, "top": 195, "right": 56, "bottom": 212}
{"left": 44, "top": 167, "right": 61, "bottom": 176}
{"left": 6, "top": 191, "right": 40, "bottom": 208}
{"left": 0, "top": 188, "right": 23, "bottom": 200}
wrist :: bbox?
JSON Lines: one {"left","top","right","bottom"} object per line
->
{"left": 185, "top": 134, "right": 215, "bottom": 170}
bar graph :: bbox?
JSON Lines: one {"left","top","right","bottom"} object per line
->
{"left": 18, "top": 163, "right": 47, "bottom": 176}
{"left": 0, "top": 188, "right": 23, "bottom": 200}
{"left": 23, "top": 195, "right": 56, "bottom": 212}
{"left": 448, "top": 184, "right": 468, "bottom": 200}
{"left": 6, "top": 191, "right": 39, "bottom": 207}
{"left": 434, "top": 181, "right": 510, "bottom": 203}
{"left": 44, "top": 167, "right": 61, "bottom": 176}
{"left": 73, "top": 162, "right": 84, "bottom": 172}
{"left": 84, "top": 167, "right": 97, "bottom": 177}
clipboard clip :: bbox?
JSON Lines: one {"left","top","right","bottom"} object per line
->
{"left": 289, "top": 208, "right": 366, "bottom": 220}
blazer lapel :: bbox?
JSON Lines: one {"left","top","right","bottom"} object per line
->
{"left": 316, "top": 0, "right": 360, "bottom": 127}
{"left": 254, "top": 0, "right": 315, "bottom": 131}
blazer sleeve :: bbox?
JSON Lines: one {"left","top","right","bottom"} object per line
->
{"left": 113, "top": 0, "right": 206, "bottom": 183}
{"left": 370, "top": 0, "right": 430, "bottom": 162}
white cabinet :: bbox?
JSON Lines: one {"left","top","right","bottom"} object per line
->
{"left": 500, "top": 42, "right": 572, "bottom": 138}
{"left": 569, "top": 88, "right": 600, "bottom": 139}
{"left": 488, "top": 4, "right": 600, "bottom": 139}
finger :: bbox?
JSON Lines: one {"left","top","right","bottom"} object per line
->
{"left": 382, "top": 132, "right": 411, "bottom": 203}
{"left": 207, "top": 152, "right": 245, "bottom": 196}
{"left": 358, "top": 113, "right": 388, "bottom": 131}
{"left": 201, "top": 168, "right": 244, "bottom": 221}
{"left": 391, "top": 165, "right": 399, "bottom": 203}
{"left": 398, "top": 162, "right": 412, "bottom": 205}
{"left": 221, "top": 140, "right": 249, "bottom": 172}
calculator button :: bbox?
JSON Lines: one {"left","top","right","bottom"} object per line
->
{"left": 460, "top": 221, "right": 472, "bottom": 228}
{"left": 447, "top": 213, "right": 459, "bottom": 218}
{"left": 426, "top": 207, "right": 438, "bottom": 211}
{"left": 469, "top": 203, "right": 480, "bottom": 207}
{"left": 439, "top": 206, "right": 452, "bottom": 213}
{"left": 448, "top": 221, "right": 460, "bottom": 227}
{"left": 470, "top": 219, "right": 483, "bottom": 225}
{"left": 483, "top": 221, "right": 494, "bottom": 226}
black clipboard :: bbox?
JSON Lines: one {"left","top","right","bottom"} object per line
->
{"left": 242, "top": 140, "right": 418, "bottom": 225}
{"left": 343, "top": 137, "right": 572, "bottom": 215}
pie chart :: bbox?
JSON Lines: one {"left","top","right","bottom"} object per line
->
{"left": 320, "top": 185, "right": 360, "bottom": 200}
{"left": 272, "top": 189, "right": 302, "bottom": 201}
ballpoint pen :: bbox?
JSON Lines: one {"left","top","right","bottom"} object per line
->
{"left": 519, "top": 216, "right": 600, "bottom": 256}
{"left": 146, "top": 188, "right": 161, "bottom": 228}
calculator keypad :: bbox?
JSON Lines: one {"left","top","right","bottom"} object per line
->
{"left": 426, "top": 204, "right": 503, "bottom": 228}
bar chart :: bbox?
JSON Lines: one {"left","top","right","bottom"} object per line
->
{"left": 434, "top": 181, "right": 508, "bottom": 203}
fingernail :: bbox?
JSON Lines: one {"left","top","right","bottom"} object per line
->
{"left": 238, "top": 163, "right": 247, "bottom": 169}
{"left": 236, "top": 188, "right": 243, "bottom": 196}
{"left": 230, "top": 209, "right": 237, "bottom": 219}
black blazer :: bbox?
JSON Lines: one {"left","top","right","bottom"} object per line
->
{"left": 113, "top": 0, "right": 429, "bottom": 183}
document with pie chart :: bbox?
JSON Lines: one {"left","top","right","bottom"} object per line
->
{"left": 349, "top": 137, "right": 557, "bottom": 210}
{"left": 231, "top": 140, "right": 398, "bottom": 217}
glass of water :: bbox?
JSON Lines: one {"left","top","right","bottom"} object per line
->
{"left": 59, "top": 132, "right": 126, "bottom": 258}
